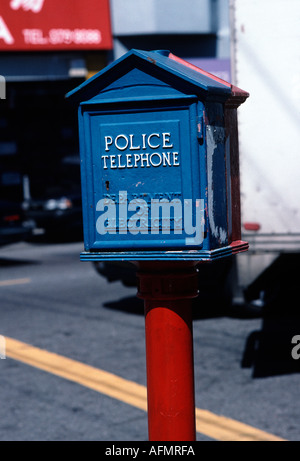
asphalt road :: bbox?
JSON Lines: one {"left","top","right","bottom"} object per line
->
{"left": 0, "top": 239, "right": 299, "bottom": 441}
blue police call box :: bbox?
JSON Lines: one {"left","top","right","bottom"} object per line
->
{"left": 66, "top": 49, "right": 249, "bottom": 261}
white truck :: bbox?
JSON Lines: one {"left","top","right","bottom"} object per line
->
{"left": 229, "top": 0, "right": 300, "bottom": 307}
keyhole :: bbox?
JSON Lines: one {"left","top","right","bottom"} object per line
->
{"left": 105, "top": 181, "right": 110, "bottom": 191}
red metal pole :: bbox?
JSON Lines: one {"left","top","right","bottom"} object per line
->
{"left": 136, "top": 262, "right": 198, "bottom": 441}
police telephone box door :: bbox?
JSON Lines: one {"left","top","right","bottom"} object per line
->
{"left": 81, "top": 97, "right": 204, "bottom": 251}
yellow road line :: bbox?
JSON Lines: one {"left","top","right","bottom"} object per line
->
{"left": 4, "top": 336, "right": 286, "bottom": 441}
{"left": 0, "top": 278, "right": 31, "bottom": 287}
{"left": 195, "top": 408, "right": 285, "bottom": 442}
{"left": 5, "top": 336, "right": 147, "bottom": 412}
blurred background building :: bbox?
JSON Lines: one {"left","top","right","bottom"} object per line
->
{"left": 0, "top": 0, "right": 230, "bottom": 203}
{"left": 110, "top": 0, "right": 230, "bottom": 79}
{"left": 0, "top": 0, "right": 231, "bottom": 238}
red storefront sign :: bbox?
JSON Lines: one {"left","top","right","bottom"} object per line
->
{"left": 0, "top": 0, "right": 113, "bottom": 51}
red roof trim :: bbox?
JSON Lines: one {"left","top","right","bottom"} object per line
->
{"left": 168, "top": 52, "right": 231, "bottom": 88}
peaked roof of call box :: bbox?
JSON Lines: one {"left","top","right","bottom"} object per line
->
{"left": 66, "top": 49, "right": 249, "bottom": 104}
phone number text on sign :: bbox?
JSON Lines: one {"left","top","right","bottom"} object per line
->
{"left": 23, "top": 28, "right": 102, "bottom": 45}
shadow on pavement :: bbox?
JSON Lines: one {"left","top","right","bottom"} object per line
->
{"left": 104, "top": 293, "right": 300, "bottom": 378}
{"left": 241, "top": 315, "right": 300, "bottom": 378}
{"left": 0, "top": 256, "right": 40, "bottom": 267}
{"left": 104, "top": 296, "right": 144, "bottom": 315}
{"left": 241, "top": 254, "right": 300, "bottom": 377}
